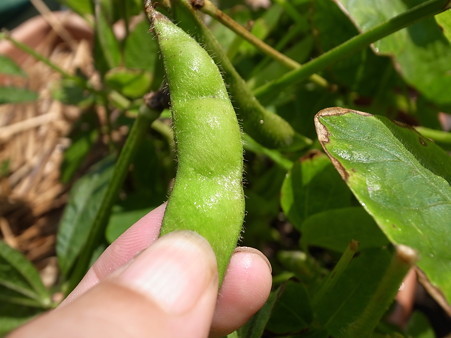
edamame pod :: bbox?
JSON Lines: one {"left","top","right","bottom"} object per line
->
{"left": 148, "top": 7, "right": 245, "bottom": 283}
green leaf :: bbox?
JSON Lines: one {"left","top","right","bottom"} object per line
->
{"left": 436, "top": 10, "right": 451, "bottom": 42}
{"left": 238, "top": 4, "right": 284, "bottom": 57}
{"left": 311, "top": 0, "right": 393, "bottom": 97}
{"left": 0, "top": 302, "right": 42, "bottom": 336}
{"left": 52, "top": 78, "right": 93, "bottom": 107}
{"left": 249, "top": 36, "right": 314, "bottom": 89}
{"left": 314, "top": 247, "right": 411, "bottom": 337}
{"left": 56, "top": 156, "right": 115, "bottom": 277}
{"left": 60, "top": 129, "right": 98, "bottom": 184}
{"left": 315, "top": 107, "right": 451, "bottom": 303}
{"left": 335, "top": 0, "right": 451, "bottom": 105}
{"left": 405, "top": 311, "right": 435, "bottom": 338}
{"left": 124, "top": 19, "right": 159, "bottom": 70}
{"left": 266, "top": 280, "right": 313, "bottom": 334}
{"left": 301, "top": 207, "right": 389, "bottom": 252}
{"left": 105, "top": 68, "right": 152, "bottom": 99}
{"left": 0, "top": 55, "right": 25, "bottom": 76}
{"left": 277, "top": 251, "right": 326, "bottom": 287}
{"left": 57, "top": 0, "right": 92, "bottom": 16}
{"left": 94, "top": 1, "right": 122, "bottom": 70}
{"left": 0, "top": 87, "right": 38, "bottom": 104}
{"left": 281, "top": 152, "right": 353, "bottom": 229}
{"left": 0, "top": 241, "right": 51, "bottom": 308}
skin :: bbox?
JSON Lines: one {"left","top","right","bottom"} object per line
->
{"left": 149, "top": 8, "right": 245, "bottom": 283}
{"left": 11, "top": 204, "right": 272, "bottom": 337}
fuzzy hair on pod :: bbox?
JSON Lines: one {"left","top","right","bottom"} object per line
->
{"left": 149, "top": 8, "right": 244, "bottom": 284}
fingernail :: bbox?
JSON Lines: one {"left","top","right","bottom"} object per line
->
{"left": 234, "top": 247, "right": 272, "bottom": 272}
{"left": 116, "top": 231, "right": 218, "bottom": 315}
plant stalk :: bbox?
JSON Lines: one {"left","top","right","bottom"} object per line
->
{"left": 66, "top": 105, "right": 159, "bottom": 293}
{"left": 343, "top": 245, "right": 417, "bottom": 337}
{"left": 253, "top": 0, "right": 451, "bottom": 102}
{"left": 312, "top": 240, "right": 359, "bottom": 307}
{"left": 1, "top": 31, "right": 74, "bottom": 79}
{"left": 194, "top": 0, "right": 328, "bottom": 88}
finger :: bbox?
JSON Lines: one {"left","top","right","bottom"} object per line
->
{"left": 210, "top": 247, "right": 272, "bottom": 337}
{"left": 12, "top": 231, "right": 219, "bottom": 338}
{"left": 63, "top": 203, "right": 166, "bottom": 304}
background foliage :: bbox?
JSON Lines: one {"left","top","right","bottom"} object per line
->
{"left": 1, "top": 0, "right": 450, "bottom": 336}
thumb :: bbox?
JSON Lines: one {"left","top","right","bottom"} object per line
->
{"left": 12, "top": 231, "right": 219, "bottom": 338}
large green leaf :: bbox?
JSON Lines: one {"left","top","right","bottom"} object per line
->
{"left": 0, "top": 241, "right": 50, "bottom": 308}
{"left": 315, "top": 107, "right": 451, "bottom": 303}
{"left": 301, "top": 207, "right": 388, "bottom": 252}
{"left": 56, "top": 156, "right": 115, "bottom": 276}
{"left": 0, "top": 87, "right": 37, "bottom": 104}
{"left": 266, "top": 280, "right": 313, "bottom": 335}
{"left": 335, "top": 0, "right": 451, "bottom": 105}
{"left": 281, "top": 152, "right": 353, "bottom": 229}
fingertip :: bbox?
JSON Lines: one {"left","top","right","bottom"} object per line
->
{"left": 211, "top": 247, "right": 272, "bottom": 336}
{"left": 115, "top": 230, "right": 218, "bottom": 315}
{"left": 63, "top": 204, "right": 167, "bottom": 305}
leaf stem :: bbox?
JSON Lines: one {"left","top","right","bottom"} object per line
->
{"left": 66, "top": 105, "right": 159, "bottom": 293}
{"left": 343, "top": 245, "right": 417, "bottom": 337}
{"left": 272, "top": 0, "right": 304, "bottom": 23}
{"left": 1, "top": 31, "right": 74, "bottom": 79}
{"left": 253, "top": 0, "right": 451, "bottom": 102}
{"left": 193, "top": 0, "right": 329, "bottom": 88}
{"left": 242, "top": 134, "right": 293, "bottom": 170}
{"left": 312, "top": 240, "right": 359, "bottom": 307}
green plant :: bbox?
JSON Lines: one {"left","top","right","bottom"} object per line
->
{"left": 1, "top": 0, "right": 450, "bottom": 336}
{"left": 149, "top": 7, "right": 244, "bottom": 283}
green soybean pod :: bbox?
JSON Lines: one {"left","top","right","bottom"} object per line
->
{"left": 148, "top": 7, "right": 244, "bottom": 283}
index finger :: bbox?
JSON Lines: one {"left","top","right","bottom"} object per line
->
{"left": 62, "top": 203, "right": 166, "bottom": 304}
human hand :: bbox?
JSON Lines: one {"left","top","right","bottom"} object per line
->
{"left": 11, "top": 204, "right": 272, "bottom": 337}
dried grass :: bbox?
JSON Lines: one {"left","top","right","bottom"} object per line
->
{"left": 0, "top": 11, "right": 94, "bottom": 271}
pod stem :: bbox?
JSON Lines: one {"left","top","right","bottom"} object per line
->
{"left": 192, "top": 0, "right": 328, "bottom": 88}
{"left": 66, "top": 105, "right": 159, "bottom": 293}
{"left": 253, "top": 0, "right": 451, "bottom": 102}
